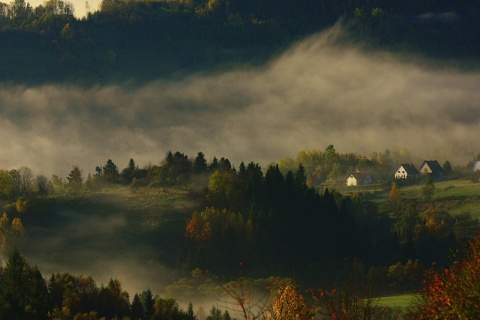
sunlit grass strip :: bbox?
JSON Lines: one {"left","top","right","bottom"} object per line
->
{"left": 376, "top": 293, "right": 418, "bottom": 310}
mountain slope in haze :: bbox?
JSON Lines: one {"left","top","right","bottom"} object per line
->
{"left": 0, "top": 0, "right": 479, "bottom": 85}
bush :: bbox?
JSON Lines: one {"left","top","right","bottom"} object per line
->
{"left": 408, "top": 234, "right": 480, "bottom": 319}
{"left": 130, "top": 177, "right": 148, "bottom": 189}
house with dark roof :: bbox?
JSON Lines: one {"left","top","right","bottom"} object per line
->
{"left": 395, "top": 163, "right": 419, "bottom": 179}
{"left": 419, "top": 160, "right": 444, "bottom": 179}
{"left": 346, "top": 172, "right": 374, "bottom": 186}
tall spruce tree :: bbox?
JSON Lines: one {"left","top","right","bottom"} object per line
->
{"left": 0, "top": 250, "right": 49, "bottom": 320}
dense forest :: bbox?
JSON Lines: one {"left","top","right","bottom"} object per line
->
{"left": 1, "top": 146, "right": 480, "bottom": 318}
{"left": 1, "top": 0, "right": 479, "bottom": 84}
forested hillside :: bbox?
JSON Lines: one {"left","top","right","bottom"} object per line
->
{"left": 1, "top": 0, "right": 479, "bottom": 84}
{"left": 1, "top": 148, "right": 480, "bottom": 319}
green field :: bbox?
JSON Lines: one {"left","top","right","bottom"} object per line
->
{"left": 377, "top": 293, "right": 418, "bottom": 310}
{"left": 342, "top": 178, "right": 480, "bottom": 218}
{"left": 398, "top": 179, "right": 480, "bottom": 217}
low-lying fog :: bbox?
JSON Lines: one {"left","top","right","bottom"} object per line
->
{"left": 1, "top": 24, "right": 479, "bottom": 178}
{"left": 19, "top": 190, "right": 185, "bottom": 297}
{"left": 1, "top": 23, "right": 480, "bottom": 299}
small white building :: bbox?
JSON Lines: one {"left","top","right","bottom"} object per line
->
{"left": 474, "top": 160, "right": 480, "bottom": 172}
{"left": 346, "top": 172, "right": 373, "bottom": 186}
{"left": 395, "top": 163, "right": 419, "bottom": 179}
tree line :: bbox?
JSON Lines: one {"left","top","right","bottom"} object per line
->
{"left": 2, "top": 234, "right": 480, "bottom": 319}
{"left": 0, "top": 146, "right": 475, "bottom": 201}
{"left": 0, "top": 249, "right": 201, "bottom": 320}
{"left": 0, "top": 148, "right": 478, "bottom": 272}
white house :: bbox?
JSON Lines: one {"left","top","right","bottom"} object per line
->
{"left": 474, "top": 160, "right": 480, "bottom": 172}
{"left": 346, "top": 172, "right": 373, "bottom": 186}
{"left": 395, "top": 163, "right": 419, "bottom": 179}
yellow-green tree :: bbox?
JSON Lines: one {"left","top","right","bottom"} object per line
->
{"left": 0, "top": 213, "right": 25, "bottom": 253}
{"left": 15, "top": 197, "right": 28, "bottom": 214}
{"left": 389, "top": 182, "right": 401, "bottom": 210}
{"left": 11, "top": 217, "right": 25, "bottom": 236}
{"left": 0, "top": 169, "right": 12, "bottom": 199}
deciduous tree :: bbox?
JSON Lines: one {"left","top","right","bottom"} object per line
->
{"left": 422, "top": 178, "right": 435, "bottom": 201}
{"left": 36, "top": 175, "right": 49, "bottom": 195}
{"left": 409, "top": 234, "right": 480, "bottom": 319}
{"left": 0, "top": 169, "right": 12, "bottom": 199}
{"left": 270, "top": 284, "right": 313, "bottom": 320}
{"left": 389, "top": 182, "right": 401, "bottom": 210}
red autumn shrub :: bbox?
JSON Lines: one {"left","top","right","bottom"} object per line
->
{"left": 409, "top": 234, "right": 480, "bottom": 319}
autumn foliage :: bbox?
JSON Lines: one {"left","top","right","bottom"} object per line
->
{"left": 270, "top": 285, "right": 313, "bottom": 320}
{"left": 409, "top": 234, "right": 480, "bottom": 319}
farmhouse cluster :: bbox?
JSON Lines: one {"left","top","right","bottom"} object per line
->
{"left": 346, "top": 160, "right": 445, "bottom": 186}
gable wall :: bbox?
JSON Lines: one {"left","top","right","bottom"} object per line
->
{"left": 474, "top": 161, "right": 480, "bottom": 172}
{"left": 347, "top": 176, "right": 357, "bottom": 186}
{"left": 395, "top": 166, "right": 409, "bottom": 179}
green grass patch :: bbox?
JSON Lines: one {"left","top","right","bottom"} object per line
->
{"left": 377, "top": 293, "right": 418, "bottom": 310}
{"left": 358, "top": 179, "right": 480, "bottom": 217}
{"left": 433, "top": 180, "right": 480, "bottom": 200}
{"left": 398, "top": 179, "right": 480, "bottom": 201}
{"left": 448, "top": 201, "right": 480, "bottom": 218}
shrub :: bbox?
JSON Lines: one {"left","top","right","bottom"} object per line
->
{"left": 408, "top": 234, "right": 480, "bottom": 319}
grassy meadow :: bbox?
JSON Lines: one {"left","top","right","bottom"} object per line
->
{"left": 395, "top": 179, "right": 480, "bottom": 218}
{"left": 339, "top": 178, "right": 480, "bottom": 218}
{"left": 377, "top": 293, "right": 418, "bottom": 310}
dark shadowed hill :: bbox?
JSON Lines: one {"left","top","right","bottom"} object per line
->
{"left": 0, "top": 0, "right": 479, "bottom": 85}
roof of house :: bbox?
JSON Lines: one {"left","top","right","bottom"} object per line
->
{"left": 420, "top": 160, "right": 444, "bottom": 175}
{"left": 397, "top": 163, "right": 419, "bottom": 175}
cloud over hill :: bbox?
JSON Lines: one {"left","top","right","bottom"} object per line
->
{"left": 1, "top": 24, "right": 479, "bottom": 177}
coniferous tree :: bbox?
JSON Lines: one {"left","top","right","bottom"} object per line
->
{"left": 187, "top": 302, "right": 196, "bottom": 320}
{"left": 102, "top": 159, "right": 119, "bottom": 183}
{"left": 209, "top": 157, "right": 219, "bottom": 171}
{"left": 140, "top": 289, "right": 155, "bottom": 320}
{"left": 67, "top": 165, "right": 83, "bottom": 190}
{"left": 193, "top": 152, "right": 208, "bottom": 173}
{"left": 131, "top": 293, "right": 146, "bottom": 320}
{"left": 0, "top": 250, "right": 49, "bottom": 320}
{"left": 97, "top": 279, "right": 130, "bottom": 319}
{"left": 121, "top": 158, "right": 137, "bottom": 184}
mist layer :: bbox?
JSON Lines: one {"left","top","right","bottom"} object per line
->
{"left": 1, "top": 25, "right": 479, "bottom": 177}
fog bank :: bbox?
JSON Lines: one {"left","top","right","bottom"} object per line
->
{"left": 1, "top": 24, "right": 479, "bottom": 178}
